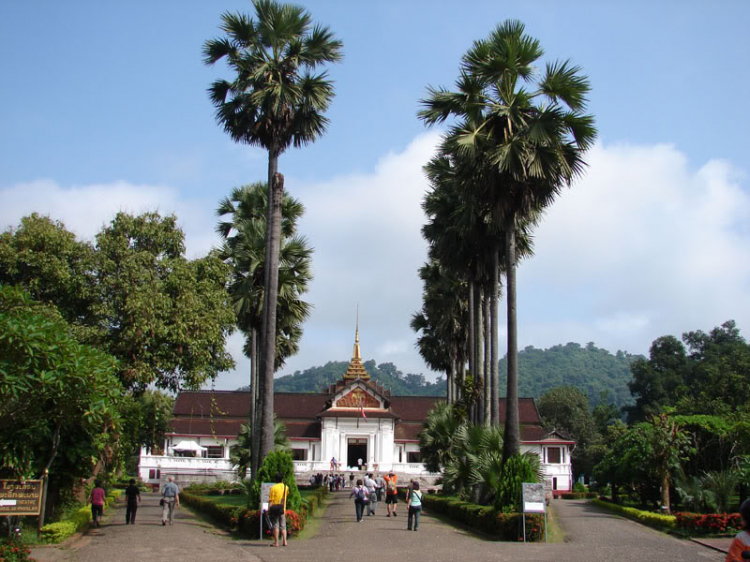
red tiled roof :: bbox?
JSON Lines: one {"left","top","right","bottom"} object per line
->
{"left": 168, "top": 418, "right": 244, "bottom": 437}
{"left": 387, "top": 396, "right": 443, "bottom": 421}
{"left": 274, "top": 393, "right": 330, "bottom": 419}
{"left": 394, "top": 423, "right": 423, "bottom": 442}
{"left": 285, "top": 421, "right": 321, "bottom": 440}
{"left": 318, "top": 408, "right": 397, "bottom": 419}
{"left": 173, "top": 390, "right": 251, "bottom": 418}
{"left": 498, "top": 398, "right": 542, "bottom": 425}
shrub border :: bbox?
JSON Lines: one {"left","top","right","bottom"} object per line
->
{"left": 592, "top": 499, "right": 676, "bottom": 531}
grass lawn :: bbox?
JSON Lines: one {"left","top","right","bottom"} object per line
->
{"left": 209, "top": 488, "right": 323, "bottom": 508}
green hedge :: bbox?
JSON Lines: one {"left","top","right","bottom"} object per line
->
{"left": 559, "top": 492, "right": 598, "bottom": 499}
{"left": 593, "top": 499, "right": 676, "bottom": 530}
{"left": 180, "top": 489, "right": 314, "bottom": 539}
{"left": 397, "top": 489, "right": 544, "bottom": 541}
{"left": 40, "top": 488, "right": 124, "bottom": 543}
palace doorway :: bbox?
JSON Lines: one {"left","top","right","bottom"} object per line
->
{"left": 347, "top": 438, "right": 367, "bottom": 470}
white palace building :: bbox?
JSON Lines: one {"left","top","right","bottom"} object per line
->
{"left": 139, "top": 328, "right": 575, "bottom": 494}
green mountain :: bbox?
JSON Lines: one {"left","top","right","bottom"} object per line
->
{"left": 244, "top": 342, "right": 640, "bottom": 405}
{"left": 500, "top": 342, "right": 640, "bottom": 408}
{"left": 269, "top": 360, "right": 446, "bottom": 396}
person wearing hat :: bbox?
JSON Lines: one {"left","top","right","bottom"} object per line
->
{"left": 383, "top": 470, "right": 398, "bottom": 517}
{"left": 726, "top": 498, "right": 750, "bottom": 562}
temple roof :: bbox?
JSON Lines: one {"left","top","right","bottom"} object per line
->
{"left": 343, "top": 319, "right": 369, "bottom": 381}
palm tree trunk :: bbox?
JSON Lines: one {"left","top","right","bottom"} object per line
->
{"left": 474, "top": 281, "right": 483, "bottom": 425}
{"left": 260, "top": 157, "right": 283, "bottom": 460}
{"left": 467, "top": 279, "right": 475, "bottom": 420}
{"left": 490, "top": 247, "right": 500, "bottom": 426}
{"left": 502, "top": 212, "right": 520, "bottom": 461}
{"left": 483, "top": 283, "right": 491, "bottom": 427}
{"left": 249, "top": 328, "right": 260, "bottom": 481}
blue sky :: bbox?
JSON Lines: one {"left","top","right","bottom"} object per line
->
{"left": 2, "top": 1, "right": 749, "bottom": 390}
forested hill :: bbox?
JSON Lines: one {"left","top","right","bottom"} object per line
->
{"left": 500, "top": 343, "right": 641, "bottom": 408}
{"left": 246, "top": 343, "right": 640, "bottom": 405}
{"left": 269, "top": 360, "right": 446, "bottom": 396}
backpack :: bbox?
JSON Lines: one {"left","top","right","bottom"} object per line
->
{"left": 356, "top": 487, "right": 368, "bottom": 501}
{"left": 387, "top": 478, "right": 397, "bottom": 494}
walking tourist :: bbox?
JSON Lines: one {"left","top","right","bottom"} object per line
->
{"left": 161, "top": 476, "right": 180, "bottom": 526}
{"left": 406, "top": 482, "right": 423, "bottom": 531}
{"left": 124, "top": 479, "right": 141, "bottom": 524}
{"left": 268, "top": 472, "right": 289, "bottom": 547}
{"left": 349, "top": 479, "right": 369, "bottom": 522}
{"left": 726, "top": 498, "right": 750, "bottom": 561}
{"left": 364, "top": 473, "right": 378, "bottom": 516}
{"left": 88, "top": 480, "right": 106, "bottom": 527}
{"left": 349, "top": 472, "right": 355, "bottom": 488}
{"left": 384, "top": 470, "right": 398, "bottom": 517}
{"left": 375, "top": 473, "right": 386, "bottom": 502}
{"left": 331, "top": 457, "right": 338, "bottom": 472}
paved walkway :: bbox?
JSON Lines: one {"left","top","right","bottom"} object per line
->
{"left": 32, "top": 493, "right": 725, "bottom": 562}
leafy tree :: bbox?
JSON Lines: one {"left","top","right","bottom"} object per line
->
{"left": 247, "top": 450, "right": 301, "bottom": 512}
{"left": 230, "top": 416, "right": 290, "bottom": 479}
{"left": 495, "top": 453, "right": 539, "bottom": 512}
{"left": 420, "top": 21, "right": 597, "bottom": 456}
{"left": 419, "top": 403, "right": 464, "bottom": 473}
{"left": 0, "top": 286, "right": 122, "bottom": 513}
{"left": 0, "top": 214, "right": 100, "bottom": 341}
{"left": 538, "top": 386, "right": 598, "bottom": 479}
{"left": 118, "top": 391, "right": 174, "bottom": 473}
{"left": 204, "top": 0, "right": 342, "bottom": 462}
{"left": 217, "top": 182, "right": 312, "bottom": 479}
{"left": 96, "top": 212, "right": 236, "bottom": 392}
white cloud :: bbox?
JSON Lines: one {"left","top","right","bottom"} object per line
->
{"left": 2, "top": 137, "right": 748, "bottom": 390}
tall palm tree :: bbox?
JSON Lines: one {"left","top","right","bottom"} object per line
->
{"left": 217, "top": 182, "right": 312, "bottom": 479}
{"left": 205, "top": 0, "right": 342, "bottom": 461}
{"left": 420, "top": 20, "right": 596, "bottom": 460}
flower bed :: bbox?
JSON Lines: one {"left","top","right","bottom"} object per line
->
{"left": 397, "top": 489, "right": 544, "bottom": 542}
{"left": 674, "top": 512, "right": 742, "bottom": 535}
{"left": 592, "top": 499, "right": 676, "bottom": 530}
{"left": 180, "top": 487, "right": 327, "bottom": 539}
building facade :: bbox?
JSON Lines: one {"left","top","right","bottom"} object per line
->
{"left": 139, "top": 329, "right": 575, "bottom": 493}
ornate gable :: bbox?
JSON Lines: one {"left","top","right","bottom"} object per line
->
{"left": 336, "top": 387, "right": 380, "bottom": 408}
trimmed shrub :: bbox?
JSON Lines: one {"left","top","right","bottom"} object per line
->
{"left": 559, "top": 492, "right": 597, "bottom": 500}
{"left": 674, "top": 512, "right": 742, "bottom": 535}
{"left": 495, "top": 453, "right": 538, "bottom": 512}
{"left": 397, "top": 490, "right": 545, "bottom": 541}
{"left": 0, "top": 538, "right": 34, "bottom": 562}
{"left": 248, "top": 451, "right": 302, "bottom": 512}
{"left": 593, "top": 499, "right": 676, "bottom": 530}
{"left": 40, "top": 521, "right": 78, "bottom": 543}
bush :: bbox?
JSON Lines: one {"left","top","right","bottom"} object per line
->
{"left": 592, "top": 499, "right": 676, "bottom": 530}
{"left": 398, "top": 490, "right": 545, "bottom": 541}
{"left": 559, "top": 492, "right": 597, "bottom": 499}
{"left": 247, "top": 451, "right": 302, "bottom": 512}
{"left": 40, "top": 521, "right": 78, "bottom": 543}
{"left": 674, "top": 512, "right": 743, "bottom": 535}
{"left": 573, "top": 481, "right": 586, "bottom": 493}
{"left": 495, "top": 453, "right": 539, "bottom": 512}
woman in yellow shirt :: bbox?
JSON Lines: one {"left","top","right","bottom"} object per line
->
{"left": 268, "top": 473, "right": 289, "bottom": 547}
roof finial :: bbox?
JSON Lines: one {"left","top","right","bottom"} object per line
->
{"left": 356, "top": 304, "right": 359, "bottom": 344}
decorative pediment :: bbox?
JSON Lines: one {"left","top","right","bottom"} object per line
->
{"left": 336, "top": 387, "right": 380, "bottom": 408}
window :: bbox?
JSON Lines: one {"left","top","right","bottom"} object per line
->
{"left": 148, "top": 469, "right": 161, "bottom": 480}
{"left": 292, "top": 449, "right": 308, "bottom": 461}
{"left": 547, "top": 447, "right": 561, "bottom": 464}
{"left": 204, "top": 446, "right": 224, "bottom": 459}
{"left": 407, "top": 451, "right": 421, "bottom": 463}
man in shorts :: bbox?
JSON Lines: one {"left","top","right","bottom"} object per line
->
{"left": 268, "top": 472, "right": 289, "bottom": 547}
{"left": 384, "top": 470, "right": 398, "bottom": 517}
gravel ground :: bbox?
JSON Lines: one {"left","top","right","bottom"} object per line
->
{"left": 31, "top": 493, "right": 725, "bottom": 562}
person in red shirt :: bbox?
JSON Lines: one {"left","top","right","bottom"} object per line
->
{"left": 726, "top": 499, "right": 750, "bottom": 562}
{"left": 88, "top": 480, "right": 106, "bottom": 527}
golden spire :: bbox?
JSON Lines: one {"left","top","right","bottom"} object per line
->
{"left": 344, "top": 306, "right": 369, "bottom": 381}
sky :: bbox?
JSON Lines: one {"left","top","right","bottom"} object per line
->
{"left": 2, "top": 1, "right": 749, "bottom": 391}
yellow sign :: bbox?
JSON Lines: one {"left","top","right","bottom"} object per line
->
{"left": 0, "top": 480, "right": 43, "bottom": 516}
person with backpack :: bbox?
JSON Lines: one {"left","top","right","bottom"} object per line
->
{"left": 406, "top": 481, "right": 423, "bottom": 531}
{"left": 384, "top": 470, "right": 398, "bottom": 517}
{"left": 364, "top": 473, "right": 378, "bottom": 516}
{"left": 349, "top": 479, "right": 369, "bottom": 522}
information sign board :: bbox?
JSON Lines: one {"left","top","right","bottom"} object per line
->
{"left": 0, "top": 480, "right": 43, "bottom": 516}
{"left": 522, "top": 482, "right": 546, "bottom": 513}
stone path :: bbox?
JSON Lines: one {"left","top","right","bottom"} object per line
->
{"left": 32, "top": 493, "right": 725, "bottom": 562}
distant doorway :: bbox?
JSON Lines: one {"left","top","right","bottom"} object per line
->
{"left": 348, "top": 438, "right": 367, "bottom": 470}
